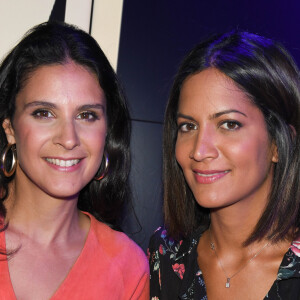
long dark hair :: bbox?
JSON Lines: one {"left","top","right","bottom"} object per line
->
{"left": 0, "top": 22, "right": 131, "bottom": 229}
{"left": 164, "top": 31, "right": 300, "bottom": 244}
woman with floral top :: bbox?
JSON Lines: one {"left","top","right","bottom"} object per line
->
{"left": 148, "top": 30, "right": 300, "bottom": 299}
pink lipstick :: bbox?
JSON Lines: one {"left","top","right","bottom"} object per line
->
{"left": 193, "top": 169, "right": 230, "bottom": 184}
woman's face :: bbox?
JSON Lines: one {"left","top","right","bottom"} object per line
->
{"left": 175, "top": 68, "right": 277, "bottom": 210}
{"left": 3, "top": 61, "right": 107, "bottom": 199}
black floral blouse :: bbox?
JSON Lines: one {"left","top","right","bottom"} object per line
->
{"left": 148, "top": 227, "right": 300, "bottom": 300}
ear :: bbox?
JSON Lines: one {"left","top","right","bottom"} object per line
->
{"left": 271, "top": 142, "right": 278, "bottom": 163}
{"left": 2, "top": 119, "right": 16, "bottom": 144}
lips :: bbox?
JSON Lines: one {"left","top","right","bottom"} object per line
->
{"left": 193, "top": 169, "right": 230, "bottom": 184}
{"left": 45, "top": 158, "right": 80, "bottom": 167}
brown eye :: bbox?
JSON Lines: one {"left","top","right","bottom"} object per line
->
{"left": 227, "top": 122, "right": 237, "bottom": 130}
{"left": 79, "top": 112, "right": 91, "bottom": 119}
{"left": 32, "top": 110, "right": 54, "bottom": 119}
{"left": 179, "top": 123, "right": 197, "bottom": 132}
{"left": 77, "top": 111, "right": 99, "bottom": 121}
{"left": 220, "top": 120, "right": 242, "bottom": 130}
{"left": 39, "top": 111, "right": 48, "bottom": 117}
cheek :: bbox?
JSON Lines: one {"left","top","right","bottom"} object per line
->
{"left": 176, "top": 133, "right": 199, "bottom": 169}
{"left": 84, "top": 127, "right": 107, "bottom": 161}
{"left": 175, "top": 140, "right": 184, "bottom": 167}
{"left": 85, "top": 124, "right": 106, "bottom": 144}
{"left": 175, "top": 140, "right": 192, "bottom": 175}
{"left": 226, "top": 134, "right": 273, "bottom": 173}
{"left": 13, "top": 123, "right": 47, "bottom": 152}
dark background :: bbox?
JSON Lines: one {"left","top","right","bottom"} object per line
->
{"left": 117, "top": 0, "right": 300, "bottom": 251}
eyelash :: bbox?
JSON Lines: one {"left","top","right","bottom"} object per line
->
{"left": 177, "top": 120, "right": 242, "bottom": 133}
{"left": 76, "top": 111, "right": 99, "bottom": 121}
{"left": 219, "top": 120, "right": 242, "bottom": 131}
{"left": 31, "top": 110, "right": 100, "bottom": 122}
{"left": 31, "top": 109, "right": 54, "bottom": 119}
{"left": 178, "top": 122, "right": 197, "bottom": 133}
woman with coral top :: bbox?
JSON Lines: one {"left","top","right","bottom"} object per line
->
{"left": 0, "top": 22, "right": 149, "bottom": 299}
{"left": 148, "top": 31, "right": 300, "bottom": 299}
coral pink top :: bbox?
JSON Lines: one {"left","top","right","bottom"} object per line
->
{"left": 0, "top": 212, "right": 149, "bottom": 299}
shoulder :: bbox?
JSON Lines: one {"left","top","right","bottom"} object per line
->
{"left": 148, "top": 227, "right": 185, "bottom": 281}
{"left": 290, "top": 238, "right": 300, "bottom": 258}
{"left": 89, "top": 214, "right": 149, "bottom": 298}
{"left": 89, "top": 214, "right": 148, "bottom": 272}
{"left": 148, "top": 226, "right": 183, "bottom": 259}
{"left": 148, "top": 227, "right": 188, "bottom": 299}
{"left": 148, "top": 226, "right": 201, "bottom": 279}
{"left": 267, "top": 237, "right": 300, "bottom": 298}
{"left": 74, "top": 213, "right": 149, "bottom": 298}
{"left": 277, "top": 236, "right": 300, "bottom": 280}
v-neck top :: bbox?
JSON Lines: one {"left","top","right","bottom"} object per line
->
{"left": 0, "top": 212, "right": 149, "bottom": 299}
{"left": 148, "top": 227, "right": 300, "bottom": 299}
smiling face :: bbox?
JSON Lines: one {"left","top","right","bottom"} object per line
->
{"left": 3, "top": 61, "right": 107, "bottom": 199}
{"left": 175, "top": 68, "right": 277, "bottom": 210}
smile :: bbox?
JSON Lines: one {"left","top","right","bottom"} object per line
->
{"left": 193, "top": 170, "right": 230, "bottom": 184}
{"left": 45, "top": 158, "right": 80, "bottom": 167}
{"left": 196, "top": 171, "right": 229, "bottom": 177}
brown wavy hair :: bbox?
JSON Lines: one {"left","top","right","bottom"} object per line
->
{"left": 0, "top": 22, "right": 131, "bottom": 230}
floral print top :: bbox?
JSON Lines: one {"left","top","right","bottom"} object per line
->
{"left": 148, "top": 227, "right": 300, "bottom": 300}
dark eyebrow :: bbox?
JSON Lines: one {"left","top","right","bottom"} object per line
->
{"left": 24, "top": 101, "right": 57, "bottom": 109}
{"left": 210, "top": 109, "right": 247, "bottom": 119}
{"left": 78, "top": 104, "right": 105, "bottom": 111}
{"left": 176, "top": 109, "right": 247, "bottom": 121}
{"left": 24, "top": 101, "right": 105, "bottom": 112}
{"left": 176, "top": 113, "right": 196, "bottom": 121}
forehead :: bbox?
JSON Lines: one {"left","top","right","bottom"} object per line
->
{"left": 22, "top": 62, "right": 98, "bottom": 90}
{"left": 16, "top": 61, "right": 105, "bottom": 107}
{"left": 178, "top": 68, "right": 254, "bottom": 113}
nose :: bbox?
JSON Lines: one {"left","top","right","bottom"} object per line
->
{"left": 53, "top": 120, "right": 80, "bottom": 150}
{"left": 189, "top": 127, "right": 218, "bottom": 161}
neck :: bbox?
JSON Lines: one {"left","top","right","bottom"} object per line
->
{"left": 4, "top": 178, "right": 87, "bottom": 245}
{"left": 209, "top": 194, "right": 270, "bottom": 252}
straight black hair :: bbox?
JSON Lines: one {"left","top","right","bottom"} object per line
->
{"left": 164, "top": 31, "right": 300, "bottom": 244}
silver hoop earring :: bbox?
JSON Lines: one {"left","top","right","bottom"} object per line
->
{"left": 1, "top": 143, "right": 17, "bottom": 177}
{"left": 94, "top": 152, "right": 109, "bottom": 181}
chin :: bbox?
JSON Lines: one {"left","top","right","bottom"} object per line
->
{"left": 195, "top": 195, "right": 232, "bottom": 210}
{"left": 41, "top": 184, "right": 83, "bottom": 200}
{"left": 45, "top": 190, "right": 79, "bottom": 200}
{"left": 48, "top": 178, "right": 89, "bottom": 191}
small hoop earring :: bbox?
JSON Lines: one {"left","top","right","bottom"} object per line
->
{"left": 1, "top": 143, "right": 17, "bottom": 177}
{"left": 94, "top": 152, "right": 109, "bottom": 181}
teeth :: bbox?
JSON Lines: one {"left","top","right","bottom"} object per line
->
{"left": 197, "top": 171, "right": 229, "bottom": 177}
{"left": 46, "top": 158, "right": 80, "bottom": 167}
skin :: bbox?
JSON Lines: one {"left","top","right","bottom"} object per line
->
{"left": 176, "top": 68, "right": 290, "bottom": 299}
{"left": 2, "top": 61, "right": 107, "bottom": 300}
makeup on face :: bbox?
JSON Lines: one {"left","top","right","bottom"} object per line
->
{"left": 175, "top": 68, "right": 276, "bottom": 209}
